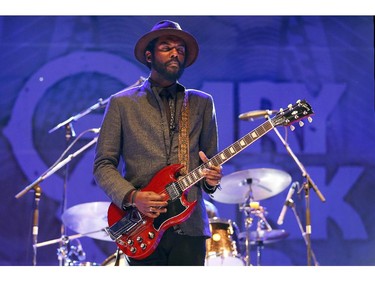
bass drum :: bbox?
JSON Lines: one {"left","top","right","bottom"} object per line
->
{"left": 205, "top": 217, "right": 244, "bottom": 266}
{"left": 101, "top": 250, "right": 129, "bottom": 266}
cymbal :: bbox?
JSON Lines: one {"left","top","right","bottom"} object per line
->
{"left": 238, "top": 229, "right": 289, "bottom": 245}
{"left": 211, "top": 168, "right": 291, "bottom": 204}
{"left": 62, "top": 201, "right": 112, "bottom": 242}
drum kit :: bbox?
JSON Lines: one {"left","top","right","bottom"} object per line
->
{"left": 205, "top": 167, "right": 293, "bottom": 266}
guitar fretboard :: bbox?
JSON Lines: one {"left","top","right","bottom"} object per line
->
{"left": 177, "top": 119, "right": 275, "bottom": 192}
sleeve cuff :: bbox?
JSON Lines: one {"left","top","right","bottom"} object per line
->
{"left": 203, "top": 180, "right": 220, "bottom": 194}
{"left": 122, "top": 189, "right": 137, "bottom": 210}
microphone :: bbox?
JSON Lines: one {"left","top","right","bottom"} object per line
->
{"left": 238, "top": 109, "right": 278, "bottom": 121}
{"left": 91, "top": 128, "right": 101, "bottom": 134}
{"left": 277, "top": 181, "right": 299, "bottom": 225}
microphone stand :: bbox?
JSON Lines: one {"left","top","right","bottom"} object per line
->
{"left": 59, "top": 123, "right": 75, "bottom": 265}
{"left": 48, "top": 99, "right": 108, "bottom": 134}
{"left": 31, "top": 184, "right": 41, "bottom": 266}
{"left": 47, "top": 76, "right": 146, "bottom": 134}
{"left": 287, "top": 198, "right": 319, "bottom": 265}
{"left": 15, "top": 134, "right": 98, "bottom": 265}
{"left": 270, "top": 121, "right": 325, "bottom": 266}
{"left": 48, "top": 96, "right": 109, "bottom": 264}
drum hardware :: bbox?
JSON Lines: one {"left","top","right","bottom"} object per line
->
{"left": 238, "top": 228, "right": 289, "bottom": 266}
{"left": 239, "top": 200, "right": 288, "bottom": 266}
{"left": 239, "top": 200, "right": 259, "bottom": 266}
{"left": 38, "top": 234, "right": 91, "bottom": 266}
{"left": 35, "top": 231, "right": 103, "bottom": 266}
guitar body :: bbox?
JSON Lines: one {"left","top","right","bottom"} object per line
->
{"left": 107, "top": 164, "right": 197, "bottom": 260}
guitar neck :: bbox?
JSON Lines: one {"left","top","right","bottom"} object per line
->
{"left": 177, "top": 119, "right": 275, "bottom": 192}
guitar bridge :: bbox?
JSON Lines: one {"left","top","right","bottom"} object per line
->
{"left": 105, "top": 208, "right": 143, "bottom": 241}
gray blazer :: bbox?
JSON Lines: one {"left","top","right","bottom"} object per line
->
{"left": 93, "top": 78, "right": 219, "bottom": 237}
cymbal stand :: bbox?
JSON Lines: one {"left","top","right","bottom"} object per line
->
{"left": 240, "top": 204, "right": 253, "bottom": 266}
{"left": 269, "top": 118, "right": 325, "bottom": 266}
{"left": 254, "top": 206, "right": 273, "bottom": 266}
{"left": 240, "top": 199, "right": 271, "bottom": 266}
{"left": 239, "top": 187, "right": 255, "bottom": 266}
{"left": 55, "top": 235, "right": 87, "bottom": 266}
{"left": 56, "top": 235, "right": 70, "bottom": 266}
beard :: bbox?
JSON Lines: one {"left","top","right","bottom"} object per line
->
{"left": 151, "top": 58, "right": 185, "bottom": 81}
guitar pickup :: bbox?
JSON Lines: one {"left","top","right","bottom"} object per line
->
{"left": 105, "top": 208, "right": 143, "bottom": 241}
{"left": 166, "top": 182, "right": 182, "bottom": 201}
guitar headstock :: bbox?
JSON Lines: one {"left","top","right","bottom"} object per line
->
{"left": 272, "top": 99, "right": 314, "bottom": 129}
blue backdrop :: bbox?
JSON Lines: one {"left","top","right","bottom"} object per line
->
{"left": 0, "top": 16, "right": 374, "bottom": 266}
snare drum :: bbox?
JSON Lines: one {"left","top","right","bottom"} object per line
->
{"left": 205, "top": 217, "right": 244, "bottom": 266}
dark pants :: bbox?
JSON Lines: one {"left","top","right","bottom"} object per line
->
{"left": 126, "top": 228, "right": 207, "bottom": 266}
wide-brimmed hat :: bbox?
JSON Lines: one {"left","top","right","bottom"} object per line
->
{"left": 134, "top": 20, "right": 199, "bottom": 68}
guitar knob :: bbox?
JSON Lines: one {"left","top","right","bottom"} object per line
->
{"left": 136, "top": 236, "right": 143, "bottom": 243}
{"left": 130, "top": 247, "right": 137, "bottom": 253}
{"left": 148, "top": 232, "right": 155, "bottom": 239}
{"left": 127, "top": 239, "right": 134, "bottom": 246}
{"left": 290, "top": 125, "right": 295, "bottom": 131}
{"left": 308, "top": 116, "right": 313, "bottom": 123}
{"left": 299, "top": 121, "right": 304, "bottom": 127}
{"left": 140, "top": 243, "right": 147, "bottom": 250}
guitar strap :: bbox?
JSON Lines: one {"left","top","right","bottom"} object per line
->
{"left": 178, "top": 91, "right": 190, "bottom": 176}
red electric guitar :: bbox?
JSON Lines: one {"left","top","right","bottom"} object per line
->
{"left": 105, "top": 99, "right": 314, "bottom": 260}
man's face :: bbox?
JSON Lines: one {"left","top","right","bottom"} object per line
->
{"left": 148, "top": 35, "right": 186, "bottom": 81}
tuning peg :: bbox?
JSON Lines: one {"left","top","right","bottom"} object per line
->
{"left": 288, "top": 104, "right": 292, "bottom": 109}
{"left": 290, "top": 125, "right": 295, "bottom": 131}
{"left": 308, "top": 116, "right": 313, "bottom": 123}
{"left": 299, "top": 121, "right": 304, "bottom": 127}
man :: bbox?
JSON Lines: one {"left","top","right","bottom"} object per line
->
{"left": 93, "top": 20, "right": 222, "bottom": 266}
